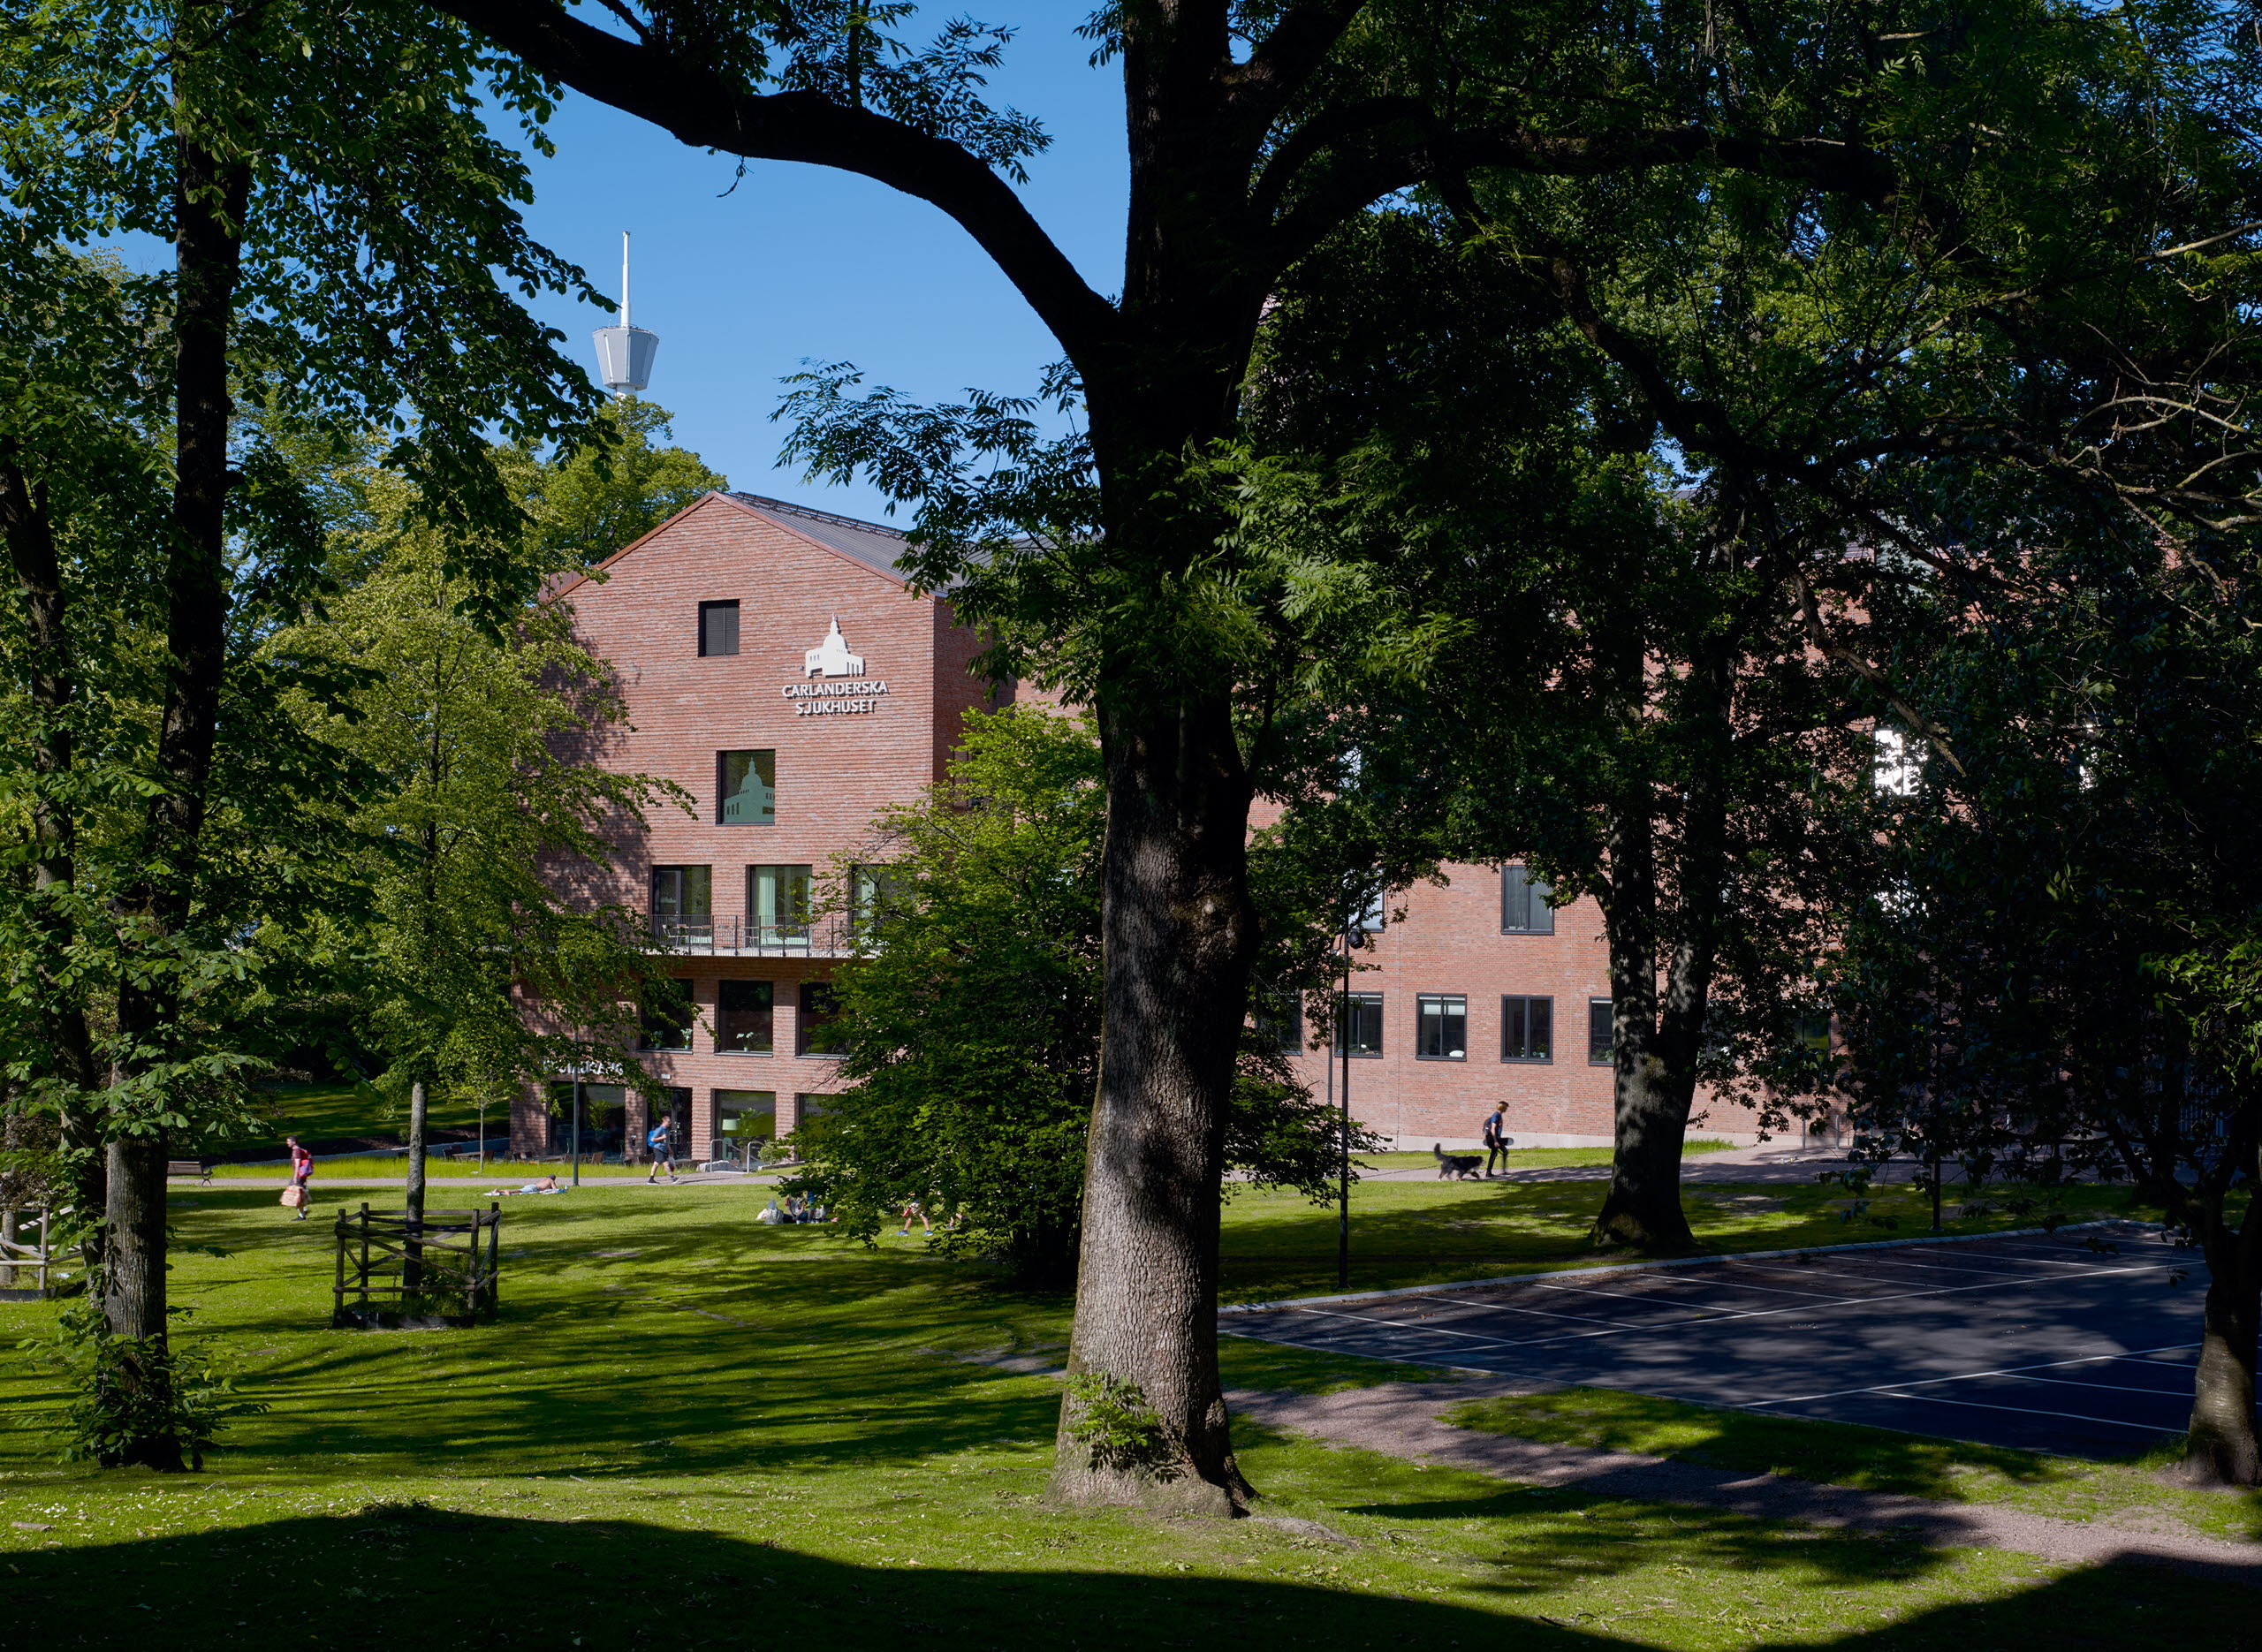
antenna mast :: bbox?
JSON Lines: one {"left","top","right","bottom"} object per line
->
{"left": 592, "top": 228, "right": 658, "bottom": 396}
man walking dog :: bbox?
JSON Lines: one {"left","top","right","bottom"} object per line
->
{"left": 1482, "top": 1105, "right": 1512, "bottom": 1177}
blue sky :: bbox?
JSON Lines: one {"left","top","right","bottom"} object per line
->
{"left": 515, "top": 11, "right": 1126, "bottom": 523}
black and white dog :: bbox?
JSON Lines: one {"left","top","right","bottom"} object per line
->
{"left": 1431, "top": 1142, "right": 1483, "bottom": 1180}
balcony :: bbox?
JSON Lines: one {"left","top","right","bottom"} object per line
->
{"left": 649, "top": 913, "right": 862, "bottom": 958}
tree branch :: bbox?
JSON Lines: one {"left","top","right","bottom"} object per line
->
{"left": 419, "top": 0, "right": 1120, "bottom": 364}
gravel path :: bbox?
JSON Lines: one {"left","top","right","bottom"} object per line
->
{"left": 1231, "top": 1378, "right": 2262, "bottom": 1584}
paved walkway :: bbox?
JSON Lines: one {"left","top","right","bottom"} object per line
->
{"left": 1362, "top": 1142, "right": 2004, "bottom": 1186}
{"left": 1231, "top": 1378, "right": 2262, "bottom": 1583}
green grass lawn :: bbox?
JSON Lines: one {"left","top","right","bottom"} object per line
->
{"left": 0, "top": 1181, "right": 2240, "bottom": 1651}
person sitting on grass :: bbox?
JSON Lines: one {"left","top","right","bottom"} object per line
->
{"left": 755, "top": 1198, "right": 784, "bottom": 1225}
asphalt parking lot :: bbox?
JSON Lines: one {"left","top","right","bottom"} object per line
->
{"left": 1224, "top": 1224, "right": 2236, "bottom": 1457}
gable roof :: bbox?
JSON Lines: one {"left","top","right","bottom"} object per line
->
{"left": 547, "top": 489, "right": 921, "bottom": 602}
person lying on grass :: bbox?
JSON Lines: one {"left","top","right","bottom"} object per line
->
{"left": 487, "top": 1176, "right": 566, "bottom": 1196}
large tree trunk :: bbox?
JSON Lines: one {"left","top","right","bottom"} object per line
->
{"left": 0, "top": 455, "right": 109, "bottom": 1261}
{"left": 2182, "top": 1150, "right": 2262, "bottom": 1486}
{"left": 99, "top": 117, "right": 249, "bottom": 1471}
{"left": 1052, "top": 693, "right": 1258, "bottom": 1515}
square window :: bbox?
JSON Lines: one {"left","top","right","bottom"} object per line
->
{"left": 699, "top": 600, "right": 740, "bottom": 657}
{"left": 1335, "top": 993, "right": 1384, "bottom": 1057}
{"left": 650, "top": 865, "right": 711, "bottom": 918}
{"left": 718, "top": 750, "right": 776, "bottom": 825}
{"left": 637, "top": 978, "right": 695, "bottom": 1052}
{"left": 1502, "top": 865, "right": 1554, "bottom": 934}
{"left": 717, "top": 979, "right": 774, "bottom": 1054}
{"left": 1502, "top": 996, "right": 1553, "bottom": 1062}
{"left": 1416, "top": 994, "right": 1468, "bottom": 1061}
{"left": 1589, "top": 998, "right": 1615, "bottom": 1066}
{"left": 714, "top": 1088, "right": 776, "bottom": 1156}
{"left": 798, "top": 981, "right": 848, "bottom": 1057}
{"left": 748, "top": 865, "right": 813, "bottom": 949}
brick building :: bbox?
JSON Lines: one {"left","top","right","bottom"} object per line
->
{"left": 518, "top": 489, "right": 1761, "bottom": 1161}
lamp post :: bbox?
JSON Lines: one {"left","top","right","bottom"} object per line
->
{"left": 1338, "top": 918, "right": 1353, "bottom": 1291}
{"left": 571, "top": 1079, "right": 583, "bottom": 1189}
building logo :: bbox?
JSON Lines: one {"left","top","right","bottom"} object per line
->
{"left": 803, "top": 618, "right": 866, "bottom": 678}
{"left": 784, "top": 618, "right": 887, "bottom": 716}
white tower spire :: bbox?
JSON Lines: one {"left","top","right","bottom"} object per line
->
{"left": 593, "top": 229, "right": 658, "bottom": 396}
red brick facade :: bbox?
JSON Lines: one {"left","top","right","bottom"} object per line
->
{"left": 520, "top": 490, "right": 1761, "bottom": 1161}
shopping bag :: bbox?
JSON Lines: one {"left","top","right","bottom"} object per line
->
{"left": 280, "top": 1185, "right": 305, "bottom": 1209}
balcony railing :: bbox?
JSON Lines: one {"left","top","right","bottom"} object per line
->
{"left": 649, "top": 914, "right": 861, "bottom": 957}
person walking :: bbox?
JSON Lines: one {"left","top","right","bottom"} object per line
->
{"left": 1482, "top": 1106, "right": 1511, "bottom": 1178}
{"left": 646, "top": 1115, "right": 679, "bottom": 1185}
{"left": 286, "top": 1135, "right": 314, "bottom": 1219}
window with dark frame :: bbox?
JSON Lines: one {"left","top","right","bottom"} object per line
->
{"left": 637, "top": 977, "right": 695, "bottom": 1052}
{"left": 717, "top": 749, "right": 776, "bottom": 825}
{"left": 649, "top": 865, "right": 711, "bottom": 924}
{"left": 1416, "top": 994, "right": 1468, "bottom": 1060}
{"left": 1502, "top": 996, "right": 1553, "bottom": 1062}
{"left": 698, "top": 600, "right": 740, "bottom": 657}
{"left": 1334, "top": 993, "right": 1384, "bottom": 1057}
{"left": 716, "top": 979, "right": 774, "bottom": 1054}
{"left": 798, "top": 981, "right": 848, "bottom": 1056}
{"left": 1588, "top": 998, "right": 1614, "bottom": 1065}
{"left": 1253, "top": 989, "right": 1302, "bottom": 1053}
{"left": 714, "top": 1088, "right": 776, "bottom": 1154}
{"left": 748, "top": 864, "right": 813, "bottom": 947}
{"left": 1501, "top": 865, "right": 1555, "bottom": 934}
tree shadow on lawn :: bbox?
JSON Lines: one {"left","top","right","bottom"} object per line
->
{"left": 3, "top": 1498, "right": 2247, "bottom": 1650}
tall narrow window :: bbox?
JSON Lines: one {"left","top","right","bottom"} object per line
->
{"left": 850, "top": 864, "right": 901, "bottom": 942}
{"left": 799, "top": 981, "right": 848, "bottom": 1056}
{"left": 1502, "top": 996, "right": 1553, "bottom": 1062}
{"left": 717, "top": 750, "right": 776, "bottom": 825}
{"left": 1588, "top": 998, "right": 1615, "bottom": 1065}
{"left": 1501, "top": 865, "right": 1555, "bottom": 934}
{"left": 1335, "top": 993, "right": 1384, "bottom": 1057}
{"left": 1416, "top": 995, "right": 1468, "bottom": 1060}
{"left": 637, "top": 978, "right": 695, "bottom": 1052}
{"left": 698, "top": 600, "right": 740, "bottom": 657}
{"left": 748, "top": 865, "right": 813, "bottom": 949}
{"left": 716, "top": 980, "right": 774, "bottom": 1054}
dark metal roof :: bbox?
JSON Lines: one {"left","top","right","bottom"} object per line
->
{"left": 725, "top": 491, "right": 915, "bottom": 581}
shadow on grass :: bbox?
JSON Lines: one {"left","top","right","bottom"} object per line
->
{"left": 1446, "top": 1390, "right": 2070, "bottom": 1500}
{"left": 4, "top": 1500, "right": 2252, "bottom": 1651}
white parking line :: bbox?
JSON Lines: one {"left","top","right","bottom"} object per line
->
{"left": 2004, "top": 1374, "right": 2197, "bottom": 1402}
{"left": 1417, "top": 1294, "right": 1631, "bottom": 1328}
{"left": 1748, "top": 1343, "right": 2198, "bottom": 1406}
{"left": 1275, "top": 1264, "right": 2184, "bottom": 1358}
{"left": 1831, "top": 1391, "right": 2175, "bottom": 1435}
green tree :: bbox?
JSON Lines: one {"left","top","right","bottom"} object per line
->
{"left": 0, "top": 0, "right": 603, "bottom": 1467}
{"left": 277, "top": 449, "right": 694, "bottom": 1277}
{"left": 797, "top": 705, "right": 1351, "bottom": 1289}
{"left": 512, "top": 396, "right": 726, "bottom": 566}
{"left": 421, "top": 0, "right": 2262, "bottom": 1509}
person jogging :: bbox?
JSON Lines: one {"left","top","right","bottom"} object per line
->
{"left": 286, "top": 1135, "right": 314, "bottom": 1219}
{"left": 646, "top": 1116, "right": 679, "bottom": 1185}
{"left": 1481, "top": 1106, "right": 1511, "bottom": 1178}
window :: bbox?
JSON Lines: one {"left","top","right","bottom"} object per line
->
{"left": 1253, "top": 990, "right": 1302, "bottom": 1053}
{"left": 717, "top": 750, "right": 776, "bottom": 825}
{"left": 798, "top": 981, "right": 848, "bottom": 1056}
{"left": 1347, "top": 884, "right": 1385, "bottom": 943}
{"left": 651, "top": 865, "right": 711, "bottom": 919}
{"left": 714, "top": 1088, "right": 776, "bottom": 1156}
{"left": 648, "top": 1086, "right": 691, "bottom": 1154}
{"left": 1501, "top": 865, "right": 1555, "bottom": 934}
{"left": 1588, "top": 998, "right": 1615, "bottom": 1066}
{"left": 698, "top": 600, "right": 740, "bottom": 657}
{"left": 1873, "top": 727, "right": 1922, "bottom": 797}
{"left": 850, "top": 864, "right": 901, "bottom": 942}
{"left": 748, "top": 864, "right": 813, "bottom": 948}
{"left": 716, "top": 980, "right": 774, "bottom": 1054}
{"left": 637, "top": 978, "right": 695, "bottom": 1052}
{"left": 1501, "top": 996, "right": 1553, "bottom": 1062}
{"left": 1416, "top": 995, "right": 1468, "bottom": 1060}
{"left": 1334, "top": 993, "right": 1384, "bottom": 1057}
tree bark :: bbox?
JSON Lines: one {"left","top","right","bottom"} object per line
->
{"left": 2182, "top": 1134, "right": 2262, "bottom": 1486}
{"left": 98, "top": 112, "right": 249, "bottom": 1472}
{"left": 1052, "top": 693, "right": 1259, "bottom": 1514}
{"left": 404, "top": 1076, "right": 429, "bottom": 1295}
{"left": 0, "top": 455, "right": 109, "bottom": 1258}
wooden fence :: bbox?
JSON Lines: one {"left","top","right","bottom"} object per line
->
{"left": 0, "top": 1210, "right": 54, "bottom": 1295}
{"left": 333, "top": 1202, "right": 502, "bottom": 1329}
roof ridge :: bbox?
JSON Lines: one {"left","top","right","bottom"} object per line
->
{"left": 727, "top": 490, "right": 909, "bottom": 542}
